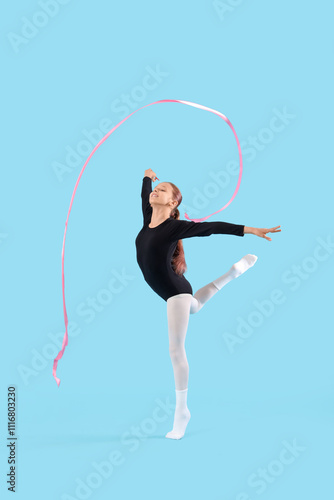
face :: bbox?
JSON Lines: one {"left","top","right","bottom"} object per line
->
{"left": 150, "top": 183, "right": 177, "bottom": 210}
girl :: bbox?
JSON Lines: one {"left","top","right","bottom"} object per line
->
{"left": 135, "top": 168, "right": 281, "bottom": 440}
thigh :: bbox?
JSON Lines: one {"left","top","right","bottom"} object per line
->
{"left": 166, "top": 294, "right": 192, "bottom": 346}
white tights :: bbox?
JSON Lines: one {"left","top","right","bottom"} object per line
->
{"left": 165, "top": 254, "right": 258, "bottom": 439}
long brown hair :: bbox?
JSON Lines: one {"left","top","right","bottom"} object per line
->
{"left": 167, "top": 182, "right": 187, "bottom": 276}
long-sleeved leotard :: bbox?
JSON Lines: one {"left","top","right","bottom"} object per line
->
{"left": 135, "top": 176, "right": 245, "bottom": 301}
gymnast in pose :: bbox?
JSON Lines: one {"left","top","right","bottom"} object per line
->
{"left": 135, "top": 168, "right": 281, "bottom": 440}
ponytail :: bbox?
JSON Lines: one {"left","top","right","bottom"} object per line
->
{"left": 170, "top": 205, "right": 187, "bottom": 276}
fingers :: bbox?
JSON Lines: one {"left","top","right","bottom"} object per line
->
{"left": 261, "top": 230, "right": 272, "bottom": 241}
{"left": 258, "top": 226, "right": 279, "bottom": 240}
{"left": 151, "top": 170, "right": 158, "bottom": 181}
{"left": 147, "top": 168, "right": 159, "bottom": 181}
{"left": 266, "top": 226, "right": 281, "bottom": 233}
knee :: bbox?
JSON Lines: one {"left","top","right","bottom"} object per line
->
{"left": 169, "top": 345, "right": 186, "bottom": 363}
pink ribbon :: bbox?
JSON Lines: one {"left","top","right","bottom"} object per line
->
{"left": 53, "top": 99, "right": 243, "bottom": 386}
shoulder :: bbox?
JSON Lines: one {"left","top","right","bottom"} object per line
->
{"left": 169, "top": 218, "right": 195, "bottom": 225}
{"left": 165, "top": 218, "right": 196, "bottom": 232}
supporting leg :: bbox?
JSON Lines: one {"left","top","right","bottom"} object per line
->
{"left": 166, "top": 293, "right": 192, "bottom": 439}
{"left": 166, "top": 293, "right": 192, "bottom": 390}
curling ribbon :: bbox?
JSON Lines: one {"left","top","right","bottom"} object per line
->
{"left": 53, "top": 99, "right": 243, "bottom": 386}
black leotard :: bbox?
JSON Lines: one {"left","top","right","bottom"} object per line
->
{"left": 135, "top": 176, "right": 245, "bottom": 301}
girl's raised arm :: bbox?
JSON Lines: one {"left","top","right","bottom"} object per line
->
{"left": 141, "top": 176, "right": 153, "bottom": 226}
{"left": 141, "top": 168, "right": 159, "bottom": 225}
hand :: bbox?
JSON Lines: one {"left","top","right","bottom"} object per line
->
{"left": 144, "top": 168, "right": 159, "bottom": 181}
{"left": 253, "top": 225, "right": 281, "bottom": 241}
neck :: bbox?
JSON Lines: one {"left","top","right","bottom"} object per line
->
{"left": 150, "top": 206, "right": 172, "bottom": 225}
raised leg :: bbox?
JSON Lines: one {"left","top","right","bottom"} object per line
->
{"left": 190, "top": 254, "right": 258, "bottom": 314}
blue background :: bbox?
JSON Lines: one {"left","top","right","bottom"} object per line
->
{"left": 1, "top": 0, "right": 333, "bottom": 498}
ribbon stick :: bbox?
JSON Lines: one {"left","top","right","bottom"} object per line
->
{"left": 53, "top": 99, "right": 243, "bottom": 386}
